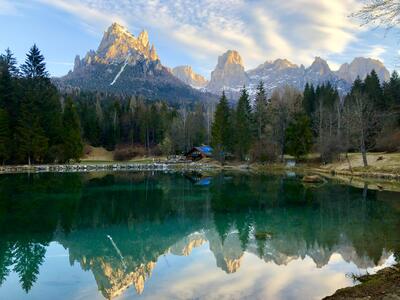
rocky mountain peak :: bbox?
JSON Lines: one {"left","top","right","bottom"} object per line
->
{"left": 138, "top": 30, "right": 149, "bottom": 48}
{"left": 94, "top": 23, "right": 158, "bottom": 64}
{"left": 336, "top": 57, "right": 390, "bottom": 83}
{"left": 149, "top": 45, "right": 158, "bottom": 61}
{"left": 272, "top": 59, "right": 297, "bottom": 70}
{"left": 218, "top": 50, "right": 244, "bottom": 68}
{"left": 309, "top": 57, "right": 331, "bottom": 75}
{"left": 207, "top": 50, "right": 249, "bottom": 95}
{"left": 60, "top": 23, "right": 216, "bottom": 104}
{"left": 172, "top": 65, "right": 208, "bottom": 89}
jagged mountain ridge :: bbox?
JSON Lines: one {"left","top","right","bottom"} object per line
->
{"left": 57, "top": 23, "right": 391, "bottom": 102}
{"left": 57, "top": 23, "right": 216, "bottom": 104}
{"left": 206, "top": 50, "right": 391, "bottom": 98}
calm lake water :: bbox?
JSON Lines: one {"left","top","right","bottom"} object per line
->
{"left": 0, "top": 172, "right": 399, "bottom": 300}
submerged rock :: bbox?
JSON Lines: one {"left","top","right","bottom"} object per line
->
{"left": 302, "top": 175, "right": 324, "bottom": 183}
{"left": 254, "top": 231, "right": 273, "bottom": 241}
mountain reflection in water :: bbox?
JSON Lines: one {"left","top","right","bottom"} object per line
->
{"left": 0, "top": 172, "right": 399, "bottom": 299}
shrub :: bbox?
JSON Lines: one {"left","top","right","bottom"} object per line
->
{"left": 250, "top": 140, "right": 279, "bottom": 163}
{"left": 113, "top": 145, "right": 147, "bottom": 161}
{"left": 375, "top": 130, "right": 400, "bottom": 152}
{"left": 319, "top": 136, "right": 342, "bottom": 163}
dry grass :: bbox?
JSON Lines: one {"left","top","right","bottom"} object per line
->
{"left": 321, "top": 152, "right": 400, "bottom": 174}
{"left": 82, "top": 146, "right": 114, "bottom": 162}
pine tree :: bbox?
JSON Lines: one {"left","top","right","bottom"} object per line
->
{"left": 383, "top": 71, "right": 400, "bottom": 108}
{"left": 20, "top": 45, "right": 63, "bottom": 161}
{"left": 253, "top": 81, "right": 268, "bottom": 140}
{"left": 211, "top": 91, "right": 232, "bottom": 161}
{"left": 302, "top": 83, "right": 316, "bottom": 118}
{"left": 1, "top": 48, "right": 19, "bottom": 77}
{"left": 364, "top": 70, "right": 384, "bottom": 109}
{"left": 21, "top": 44, "right": 49, "bottom": 78}
{"left": 62, "top": 98, "right": 83, "bottom": 162}
{"left": 235, "top": 87, "right": 253, "bottom": 160}
{"left": 0, "top": 108, "right": 11, "bottom": 164}
{"left": 0, "top": 57, "right": 13, "bottom": 112}
{"left": 16, "top": 103, "right": 48, "bottom": 165}
{"left": 285, "top": 113, "right": 313, "bottom": 159}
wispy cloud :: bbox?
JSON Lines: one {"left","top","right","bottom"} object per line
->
{"left": 0, "top": 0, "right": 20, "bottom": 15}
{"left": 36, "top": 0, "right": 127, "bottom": 36}
{"left": 367, "top": 45, "right": 386, "bottom": 61}
{"left": 47, "top": 61, "right": 74, "bottom": 66}
{"left": 36, "top": 0, "right": 363, "bottom": 71}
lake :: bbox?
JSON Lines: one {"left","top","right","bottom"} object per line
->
{"left": 0, "top": 171, "right": 399, "bottom": 300}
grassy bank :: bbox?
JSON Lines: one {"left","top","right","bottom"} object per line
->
{"left": 323, "top": 264, "right": 400, "bottom": 300}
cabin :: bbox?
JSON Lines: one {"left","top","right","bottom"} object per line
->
{"left": 185, "top": 146, "right": 213, "bottom": 161}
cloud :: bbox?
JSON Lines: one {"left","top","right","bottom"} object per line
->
{"left": 0, "top": 0, "right": 20, "bottom": 15}
{"left": 47, "top": 61, "right": 74, "bottom": 66}
{"left": 37, "top": 0, "right": 363, "bottom": 73}
{"left": 36, "top": 0, "right": 127, "bottom": 36}
{"left": 367, "top": 45, "right": 386, "bottom": 61}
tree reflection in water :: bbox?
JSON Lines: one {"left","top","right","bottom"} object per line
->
{"left": 0, "top": 172, "right": 399, "bottom": 298}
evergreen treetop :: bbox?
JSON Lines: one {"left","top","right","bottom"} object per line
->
{"left": 21, "top": 44, "right": 49, "bottom": 79}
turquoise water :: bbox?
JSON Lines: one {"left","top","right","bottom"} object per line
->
{"left": 0, "top": 172, "right": 399, "bottom": 300}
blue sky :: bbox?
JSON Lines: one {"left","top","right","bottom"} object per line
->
{"left": 0, "top": 0, "right": 398, "bottom": 78}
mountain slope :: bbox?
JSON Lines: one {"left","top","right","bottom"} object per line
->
{"left": 57, "top": 23, "right": 216, "bottom": 104}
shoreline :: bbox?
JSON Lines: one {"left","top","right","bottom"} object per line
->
{"left": 323, "top": 263, "right": 400, "bottom": 299}
{"left": 2, "top": 161, "right": 400, "bottom": 193}
{"left": 0, "top": 161, "right": 218, "bottom": 174}
{"left": 1, "top": 160, "right": 400, "bottom": 178}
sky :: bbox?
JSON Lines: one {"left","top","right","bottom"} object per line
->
{"left": 0, "top": 0, "right": 399, "bottom": 78}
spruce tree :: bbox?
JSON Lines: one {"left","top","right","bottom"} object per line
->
{"left": 0, "top": 108, "right": 11, "bottom": 164}
{"left": 211, "top": 91, "right": 232, "bottom": 161}
{"left": 235, "top": 87, "right": 253, "bottom": 160}
{"left": 16, "top": 103, "right": 48, "bottom": 165}
{"left": 21, "top": 44, "right": 49, "bottom": 78}
{"left": 383, "top": 71, "right": 400, "bottom": 108}
{"left": 285, "top": 113, "right": 313, "bottom": 160}
{"left": 2, "top": 48, "right": 19, "bottom": 77}
{"left": 302, "top": 83, "right": 316, "bottom": 118}
{"left": 253, "top": 81, "right": 268, "bottom": 140}
{"left": 0, "top": 57, "right": 13, "bottom": 111}
{"left": 62, "top": 98, "right": 83, "bottom": 162}
{"left": 364, "top": 70, "right": 384, "bottom": 109}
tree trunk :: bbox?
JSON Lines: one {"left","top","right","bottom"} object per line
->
{"left": 360, "top": 142, "right": 368, "bottom": 167}
{"left": 345, "top": 152, "right": 353, "bottom": 173}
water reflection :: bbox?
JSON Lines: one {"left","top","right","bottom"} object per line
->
{"left": 0, "top": 172, "right": 399, "bottom": 299}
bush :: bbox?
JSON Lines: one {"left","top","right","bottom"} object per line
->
{"left": 375, "top": 130, "right": 400, "bottom": 152}
{"left": 113, "top": 145, "right": 147, "bottom": 161}
{"left": 150, "top": 145, "right": 162, "bottom": 156}
{"left": 319, "top": 136, "right": 342, "bottom": 163}
{"left": 250, "top": 140, "right": 279, "bottom": 163}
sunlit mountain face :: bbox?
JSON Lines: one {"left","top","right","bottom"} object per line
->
{"left": 0, "top": 172, "right": 399, "bottom": 299}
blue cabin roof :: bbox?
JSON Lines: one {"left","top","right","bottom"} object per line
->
{"left": 195, "top": 146, "right": 213, "bottom": 155}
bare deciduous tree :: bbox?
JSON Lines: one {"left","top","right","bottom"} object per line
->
{"left": 344, "top": 91, "right": 379, "bottom": 167}
{"left": 354, "top": 0, "right": 400, "bottom": 29}
{"left": 267, "top": 86, "right": 302, "bottom": 161}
